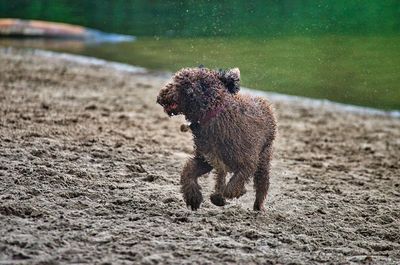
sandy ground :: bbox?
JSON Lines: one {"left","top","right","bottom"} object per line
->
{"left": 0, "top": 48, "right": 399, "bottom": 265}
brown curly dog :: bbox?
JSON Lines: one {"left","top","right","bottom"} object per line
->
{"left": 157, "top": 67, "right": 276, "bottom": 211}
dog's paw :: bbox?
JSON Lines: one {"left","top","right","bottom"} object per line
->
{"left": 183, "top": 189, "right": 203, "bottom": 211}
{"left": 210, "top": 193, "right": 226, "bottom": 206}
{"left": 239, "top": 187, "right": 247, "bottom": 197}
{"left": 223, "top": 183, "right": 246, "bottom": 199}
{"left": 253, "top": 202, "right": 266, "bottom": 213}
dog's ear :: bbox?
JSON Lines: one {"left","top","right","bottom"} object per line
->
{"left": 218, "top": 68, "right": 240, "bottom": 94}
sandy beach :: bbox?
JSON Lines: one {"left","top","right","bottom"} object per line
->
{"left": 0, "top": 48, "right": 399, "bottom": 264}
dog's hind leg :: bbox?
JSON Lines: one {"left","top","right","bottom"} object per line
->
{"left": 210, "top": 169, "right": 227, "bottom": 206}
{"left": 253, "top": 146, "right": 272, "bottom": 212}
{"left": 223, "top": 168, "right": 253, "bottom": 199}
{"left": 181, "top": 155, "right": 213, "bottom": 210}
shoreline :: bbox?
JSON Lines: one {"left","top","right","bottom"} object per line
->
{"left": 2, "top": 46, "right": 399, "bottom": 117}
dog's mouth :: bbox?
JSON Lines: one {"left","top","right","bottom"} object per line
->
{"left": 157, "top": 92, "right": 181, "bottom": 116}
{"left": 164, "top": 102, "right": 179, "bottom": 116}
{"left": 159, "top": 101, "right": 180, "bottom": 116}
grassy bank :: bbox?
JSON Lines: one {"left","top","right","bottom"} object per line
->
{"left": 81, "top": 35, "right": 400, "bottom": 110}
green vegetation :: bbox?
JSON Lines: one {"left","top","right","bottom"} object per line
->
{"left": 1, "top": 0, "right": 399, "bottom": 109}
{"left": 2, "top": 0, "right": 399, "bottom": 37}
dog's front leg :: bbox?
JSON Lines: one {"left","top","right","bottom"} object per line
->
{"left": 210, "top": 170, "right": 227, "bottom": 206}
{"left": 180, "top": 156, "right": 213, "bottom": 210}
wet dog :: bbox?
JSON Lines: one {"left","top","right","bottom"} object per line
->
{"left": 157, "top": 67, "right": 276, "bottom": 211}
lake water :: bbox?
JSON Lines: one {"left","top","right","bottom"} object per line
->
{"left": 1, "top": 0, "right": 399, "bottom": 110}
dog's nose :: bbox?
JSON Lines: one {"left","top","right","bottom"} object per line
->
{"left": 156, "top": 96, "right": 161, "bottom": 104}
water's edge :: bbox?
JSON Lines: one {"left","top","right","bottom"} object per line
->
{"left": 243, "top": 88, "right": 400, "bottom": 118}
{"left": 3, "top": 47, "right": 399, "bottom": 118}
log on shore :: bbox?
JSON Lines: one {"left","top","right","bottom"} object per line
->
{"left": 0, "top": 18, "right": 135, "bottom": 43}
{"left": 0, "top": 19, "right": 89, "bottom": 39}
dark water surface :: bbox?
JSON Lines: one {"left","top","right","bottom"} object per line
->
{"left": 1, "top": 0, "right": 399, "bottom": 110}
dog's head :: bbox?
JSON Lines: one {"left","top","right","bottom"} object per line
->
{"left": 156, "top": 67, "right": 240, "bottom": 121}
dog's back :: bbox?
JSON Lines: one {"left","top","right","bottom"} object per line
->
{"left": 192, "top": 93, "right": 276, "bottom": 174}
{"left": 236, "top": 94, "right": 276, "bottom": 143}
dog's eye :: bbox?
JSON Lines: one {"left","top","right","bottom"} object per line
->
{"left": 199, "top": 81, "right": 208, "bottom": 92}
{"left": 185, "top": 87, "right": 194, "bottom": 95}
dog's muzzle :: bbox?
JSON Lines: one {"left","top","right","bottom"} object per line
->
{"left": 157, "top": 96, "right": 179, "bottom": 116}
{"left": 164, "top": 102, "right": 179, "bottom": 116}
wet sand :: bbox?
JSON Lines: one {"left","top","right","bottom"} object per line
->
{"left": 0, "top": 48, "right": 399, "bottom": 265}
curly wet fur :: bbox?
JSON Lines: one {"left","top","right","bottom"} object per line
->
{"left": 157, "top": 67, "right": 276, "bottom": 211}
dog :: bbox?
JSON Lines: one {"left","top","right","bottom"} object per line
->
{"left": 157, "top": 67, "right": 276, "bottom": 211}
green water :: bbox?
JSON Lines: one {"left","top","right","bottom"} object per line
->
{"left": 1, "top": 0, "right": 399, "bottom": 110}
